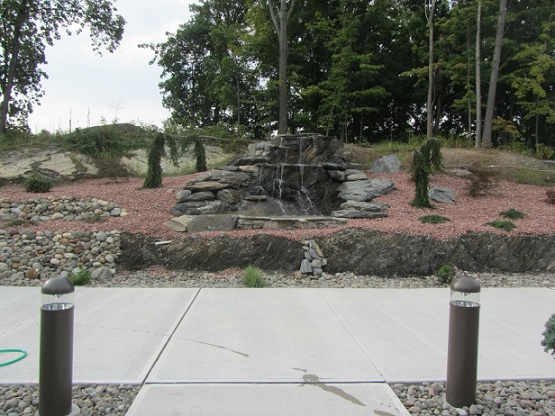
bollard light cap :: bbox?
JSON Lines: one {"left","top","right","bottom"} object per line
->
{"left": 42, "top": 274, "right": 75, "bottom": 295}
{"left": 450, "top": 275, "right": 480, "bottom": 293}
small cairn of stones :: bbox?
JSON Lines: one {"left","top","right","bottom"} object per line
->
{"left": 300, "top": 240, "right": 327, "bottom": 277}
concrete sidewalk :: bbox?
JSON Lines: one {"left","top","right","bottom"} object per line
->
{"left": 1, "top": 287, "right": 554, "bottom": 415}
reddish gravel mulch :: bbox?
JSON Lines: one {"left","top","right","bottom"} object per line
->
{"left": 1, "top": 171, "right": 554, "bottom": 241}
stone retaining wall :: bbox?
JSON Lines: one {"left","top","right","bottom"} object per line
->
{"left": 0, "top": 229, "right": 121, "bottom": 282}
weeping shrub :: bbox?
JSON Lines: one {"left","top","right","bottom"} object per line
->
{"left": 411, "top": 138, "right": 442, "bottom": 208}
{"left": 143, "top": 133, "right": 166, "bottom": 189}
{"left": 143, "top": 133, "right": 207, "bottom": 189}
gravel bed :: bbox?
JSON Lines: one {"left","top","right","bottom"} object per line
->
{"left": 391, "top": 380, "right": 555, "bottom": 415}
{"left": 0, "top": 384, "right": 139, "bottom": 416}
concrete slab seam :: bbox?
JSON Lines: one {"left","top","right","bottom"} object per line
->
{"left": 140, "top": 288, "right": 202, "bottom": 385}
{"left": 316, "top": 289, "right": 386, "bottom": 382}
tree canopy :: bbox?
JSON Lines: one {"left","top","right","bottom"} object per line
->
{"left": 149, "top": 0, "right": 555, "bottom": 148}
{"left": 0, "top": 0, "right": 125, "bottom": 134}
{"left": 146, "top": 0, "right": 555, "bottom": 147}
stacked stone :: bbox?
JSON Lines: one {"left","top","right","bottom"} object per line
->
{"left": 299, "top": 240, "right": 327, "bottom": 277}
{"left": 167, "top": 135, "right": 397, "bottom": 232}
{"left": 0, "top": 196, "right": 127, "bottom": 223}
{"left": 170, "top": 168, "right": 252, "bottom": 218}
{"left": 328, "top": 166, "right": 394, "bottom": 219}
{"left": 0, "top": 229, "right": 121, "bottom": 281}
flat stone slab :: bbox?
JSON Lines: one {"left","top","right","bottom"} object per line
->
{"left": 337, "top": 179, "right": 395, "bottom": 202}
{"left": 126, "top": 383, "right": 410, "bottom": 416}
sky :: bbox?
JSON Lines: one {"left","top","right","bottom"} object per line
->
{"left": 27, "top": 0, "right": 194, "bottom": 133}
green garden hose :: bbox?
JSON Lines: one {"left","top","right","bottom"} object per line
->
{"left": 0, "top": 349, "right": 27, "bottom": 367}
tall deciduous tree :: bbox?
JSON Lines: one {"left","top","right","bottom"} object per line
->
{"left": 143, "top": 0, "right": 256, "bottom": 134}
{"left": 267, "top": 0, "right": 297, "bottom": 134}
{"left": 481, "top": 0, "right": 507, "bottom": 147}
{"left": 475, "top": 0, "right": 482, "bottom": 148}
{"left": 426, "top": 0, "right": 437, "bottom": 139}
{"left": 0, "top": 0, "right": 125, "bottom": 134}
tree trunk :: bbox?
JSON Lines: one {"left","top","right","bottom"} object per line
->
{"left": 0, "top": 1, "right": 30, "bottom": 135}
{"left": 426, "top": 0, "right": 436, "bottom": 140}
{"left": 268, "top": 0, "right": 297, "bottom": 135}
{"left": 475, "top": 0, "right": 482, "bottom": 148}
{"left": 481, "top": 0, "right": 507, "bottom": 147}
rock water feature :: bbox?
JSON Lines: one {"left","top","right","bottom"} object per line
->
{"left": 165, "top": 133, "right": 395, "bottom": 275}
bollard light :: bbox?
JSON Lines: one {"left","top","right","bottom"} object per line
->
{"left": 446, "top": 275, "right": 481, "bottom": 408}
{"left": 39, "top": 274, "right": 78, "bottom": 416}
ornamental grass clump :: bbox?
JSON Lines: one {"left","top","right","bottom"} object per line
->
{"left": 419, "top": 214, "right": 450, "bottom": 224}
{"left": 435, "top": 263, "right": 456, "bottom": 285}
{"left": 243, "top": 265, "right": 266, "bottom": 288}
{"left": 541, "top": 313, "right": 555, "bottom": 357}
{"left": 500, "top": 208, "right": 526, "bottom": 220}
{"left": 71, "top": 267, "right": 91, "bottom": 286}
{"left": 486, "top": 220, "right": 516, "bottom": 232}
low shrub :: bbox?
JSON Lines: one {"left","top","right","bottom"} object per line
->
{"left": 546, "top": 190, "right": 555, "bottom": 205}
{"left": 83, "top": 214, "right": 105, "bottom": 223}
{"left": 70, "top": 267, "right": 91, "bottom": 286}
{"left": 435, "top": 264, "right": 456, "bottom": 285}
{"left": 541, "top": 313, "right": 555, "bottom": 357}
{"left": 465, "top": 162, "right": 497, "bottom": 197}
{"left": 7, "top": 219, "right": 26, "bottom": 227}
{"left": 536, "top": 144, "right": 555, "bottom": 160}
{"left": 419, "top": 215, "right": 451, "bottom": 224}
{"left": 243, "top": 265, "right": 266, "bottom": 288}
{"left": 500, "top": 208, "right": 526, "bottom": 220}
{"left": 486, "top": 220, "right": 516, "bottom": 232}
{"left": 24, "top": 172, "right": 53, "bottom": 193}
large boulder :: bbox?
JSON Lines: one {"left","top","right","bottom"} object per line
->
{"left": 429, "top": 187, "right": 456, "bottom": 204}
{"left": 370, "top": 154, "right": 402, "bottom": 173}
{"left": 337, "top": 179, "right": 396, "bottom": 202}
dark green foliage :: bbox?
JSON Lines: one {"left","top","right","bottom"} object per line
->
{"left": 541, "top": 313, "right": 555, "bottom": 356}
{"left": 67, "top": 126, "right": 121, "bottom": 156}
{"left": 143, "top": 133, "right": 166, "bottom": 189}
{"left": 194, "top": 138, "right": 207, "bottom": 172}
{"left": 435, "top": 264, "right": 456, "bottom": 285}
{"left": 486, "top": 220, "right": 516, "bottom": 232}
{"left": 65, "top": 124, "right": 153, "bottom": 157}
{"left": 143, "top": 132, "right": 208, "bottom": 188}
{"left": 243, "top": 265, "right": 266, "bottom": 288}
{"left": 500, "top": 208, "right": 526, "bottom": 220}
{"left": 70, "top": 268, "right": 91, "bottom": 286}
{"left": 465, "top": 163, "right": 497, "bottom": 197}
{"left": 411, "top": 139, "right": 443, "bottom": 208}
{"left": 24, "top": 172, "right": 52, "bottom": 193}
{"left": 0, "top": 0, "right": 125, "bottom": 133}
{"left": 83, "top": 214, "right": 105, "bottom": 223}
{"left": 536, "top": 144, "right": 555, "bottom": 160}
{"left": 419, "top": 215, "right": 451, "bottom": 224}
{"left": 7, "top": 219, "right": 25, "bottom": 227}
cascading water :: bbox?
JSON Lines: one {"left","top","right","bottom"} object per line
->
{"left": 248, "top": 134, "right": 345, "bottom": 216}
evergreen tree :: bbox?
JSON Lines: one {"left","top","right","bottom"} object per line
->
{"left": 411, "top": 138, "right": 442, "bottom": 208}
{"left": 143, "top": 133, "right": 166, "bottom": 189}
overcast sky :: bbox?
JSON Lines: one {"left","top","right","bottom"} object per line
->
{"left": 27, "top": 0, "right": 194, "bottom": 133}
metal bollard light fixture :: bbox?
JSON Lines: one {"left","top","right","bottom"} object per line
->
{"left": 39, "top": 274, "right": 78, "bottom": 416}
{"left": 446, "top": 275, "right": 481, "bottom": 408}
